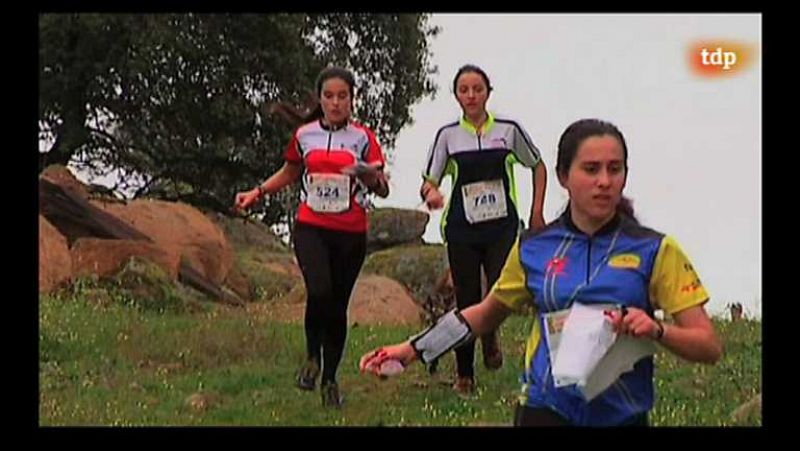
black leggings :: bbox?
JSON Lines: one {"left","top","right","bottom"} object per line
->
{"left": 447, "top": 228, "right": 517, "bottom": 378}
{"left": 293, "top": 222, "right": 366, "bottom": 384}
{"left": 513, "top": 405, "right": 649, "bottom": 427}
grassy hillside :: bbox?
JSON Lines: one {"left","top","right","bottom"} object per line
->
{"left": 39, "top": 286, "right": 761, "bottom": 426}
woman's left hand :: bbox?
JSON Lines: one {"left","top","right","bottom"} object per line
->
{"left": 343, "top": 162, "right": 384, "bottom": 190}
{"left": 607, "top": 306, "right": 661, "bottom": 340}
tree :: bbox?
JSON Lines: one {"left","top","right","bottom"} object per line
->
{"left": 39, "top": 13, "right": 439, "bottom": 230}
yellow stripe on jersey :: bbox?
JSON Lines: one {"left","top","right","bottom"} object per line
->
{"left": 490, "top": 237, "right": 535, "bottom": 311}
{"left": 649, "top": 235, "right": 710, "bottom": 314}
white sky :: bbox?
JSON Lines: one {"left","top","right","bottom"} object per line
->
{"left": 374, "top": 13, "right": 762, "bottom": 317}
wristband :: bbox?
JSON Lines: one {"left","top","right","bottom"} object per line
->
{"left": 409, "top": 310, "right": 473, "bottom": 364}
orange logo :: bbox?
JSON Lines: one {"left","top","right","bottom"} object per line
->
{"left": 688, "top": 40, "right": 757, "bottom": 77}
{"left": 680, "top": 279, "right": 703, "bottom": 293}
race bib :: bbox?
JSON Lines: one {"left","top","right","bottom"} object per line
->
{"left": 461, "top": 179, "right": 508, "bottom": 223}
{"left": 307, "top": 173, "right": 350, "bottom": 213}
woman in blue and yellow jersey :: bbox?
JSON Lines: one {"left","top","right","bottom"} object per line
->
{"left": 420, "top": 65, "right": 548, "bottom": 394}
{"left": 236, "top": 66, "right": 389, "bottom": 409}
{"left": 361, "top": 119, "right": 721, "bottom": 426}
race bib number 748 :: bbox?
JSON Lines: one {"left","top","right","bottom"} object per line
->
{"left": 462, "top": 179, "right": 508, "bottom": 224}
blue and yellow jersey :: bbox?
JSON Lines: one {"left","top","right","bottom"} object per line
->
{"left": 490, "top": 211, "right": 709, "bottom": 426}
{"left": 422, "top": 112, "right": 542, "bottom": 243}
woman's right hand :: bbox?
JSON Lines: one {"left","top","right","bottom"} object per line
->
{"left": 359, "top": 342, "right": 417, "bottom": 376}
{"left": 234, "top": 188, "right": 261, "bottom": 212}
{"left": 425, "top": 187, "right": 445, "bottom": 210}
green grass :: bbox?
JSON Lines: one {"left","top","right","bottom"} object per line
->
{"left": 651, "top": 319, "right": 762, "bottom": 426}
{"left": 39, "top": 291, "right": 761, "bottom": 426}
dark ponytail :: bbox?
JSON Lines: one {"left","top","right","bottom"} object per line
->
{"left": 267, "top": 65, "right": 356, "bottom": 126}
{"left": 267, "top": 99, "right": 322, "bottom": 127}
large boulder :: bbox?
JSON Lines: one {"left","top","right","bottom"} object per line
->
{"left": 71, "top": 238, "right": 181, "bottom": 280}
{"left": 367, "top": 208, "right": 429, "bottom": 253}
{"left": 92, "top": 199, "right": 235, "bottom": 286}
{"left": 39, "top": 165, "right": 248, "bottom": 305}
{"left": 207, "top": 212, "right": 290, "bottom": 255}
{"left": 262, "top": 274, "right": 424, "bottom": 326}
{"left": 39, "top": 215, "right": 72, "bottom": 293}
{"left": 348, "top": 275, "right": 425, "bottom": 326}
{"left": 362, "top": 243, "right": 448, "bottom": 307}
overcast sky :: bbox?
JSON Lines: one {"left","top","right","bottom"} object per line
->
{"left": 374, "top": 13, "right": 761, "bottom": 317}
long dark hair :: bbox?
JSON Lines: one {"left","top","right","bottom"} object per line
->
{"left": 266, "top": 67, "right": 357, "bottom": 126}
{"left": 557, "top": 118, "right": 637, "bottom": 222}
{"left": 305, "top": 66, "right": 356, "bottom": 122}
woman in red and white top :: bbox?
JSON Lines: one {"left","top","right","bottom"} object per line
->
{"left": 235, "top": 66, "right": 389, "bottom": 408}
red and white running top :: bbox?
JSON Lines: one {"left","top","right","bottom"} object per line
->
{"left": 285, "top": 119, "right": 386, "bottom": 233}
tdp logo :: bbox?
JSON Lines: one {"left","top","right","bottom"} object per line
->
{"left": 702, "top": 47, "right": 737, "bottom": 70}
{"left": 689, "top": 40, "right": 757, "bottom": 77}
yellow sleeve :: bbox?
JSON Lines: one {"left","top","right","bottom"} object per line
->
{"left": 490, "top": 237, "right": 535, "bottom": 311}
{"left": 649, "top": 236, "right": 710, "bottom": 315}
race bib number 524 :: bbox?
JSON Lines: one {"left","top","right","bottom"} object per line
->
{"left": 307, "top": 173, "right": 350, "bottom": 213}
